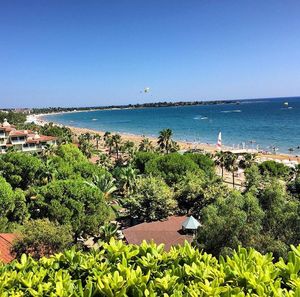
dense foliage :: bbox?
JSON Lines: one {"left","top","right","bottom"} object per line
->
{"left": 0, "top": 119, "right": 299, "bottom": 263}
{"left": 1, "top": 239, "right": 300, "bottom": 296}
{"left": 12, "top": 219, "right": 73, "bottom": 259}
{"left": 0, "top": 111, "right": 26, "bottom": 125}
{"left": 0, "top": 144, "right": 113, "bottom": 243}
{"left": 259, "top": 160, "right": 292, "bottom": 179}
{"left": 124, "top": 176, "right": 177, "bottom": 222}
{"left": 145, "top": 153, "right": 200, "bottom": 185}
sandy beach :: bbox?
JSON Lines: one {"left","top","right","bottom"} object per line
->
{"left": 31, "top": 113, "right": 300, "bottom": 164}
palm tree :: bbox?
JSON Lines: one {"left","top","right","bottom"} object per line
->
{"left": 103, "top": 131, "right": 111, "bottom": 141}
{"left": 79, "top": 139, "right": 94, "bottom": 158}
{"left": 214, "top": 151, "right": 226, "bottom": 178}
{"left": 40, "top": 144, "right": 57, "bottom": 160}
{"left": 224, "top": 152, "right": 239, "bottom": 187}
{"left": 86, "top": 174, "right": 117, "bottom": 201}
{"left": 118, "top": 166, "right": 137, "bottom": 195}
{"left": 105, "top": 136, "right": 114, "bottom": 155}
{"left": 93, "top": 134, "right": 101, "bottom": 150}
{"left": 139, "top": 137, "right": 154, "bottom": 152}
{"left": 79, "top": 132, "right": 93, "bottom": 144}
{"left": 170, "top": 140, "right": 180, "bottom": 153}
{"left": 239, "top": 153, "right": 256, "bottom": 169}
{"left": 121, "top": 140, "right": 136, "bottom": 162}
{"left": 158, "top": 128, "right": 174, "bottom": 154}
{"left": 112, "top": 134, "right": 122, "bottom": 159}
{"left": 38, "top": 159, "right": 58, "bottom": 185}
{"left": 96, "top": 152, "right": 113, "bottom": 170}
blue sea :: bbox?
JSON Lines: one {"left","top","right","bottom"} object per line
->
{"left": 44, "top": 97, "right": 300, "bottom": 154}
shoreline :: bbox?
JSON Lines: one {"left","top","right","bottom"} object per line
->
{"left": 30, "top": 114, "right": 300, "bottom": 164}
{"left": 34, "top": 114, "right": 221, "bottom": 153}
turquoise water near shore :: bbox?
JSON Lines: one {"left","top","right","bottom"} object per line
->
{"left": 44, "top": 97, "right": 300, "bottom": 154}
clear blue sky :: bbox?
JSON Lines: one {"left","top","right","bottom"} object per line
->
{"left": 1, "top": 0, "right": 300, "bottom": 108}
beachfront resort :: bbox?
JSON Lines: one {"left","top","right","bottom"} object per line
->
{"left": 0, "top": 118, "right": 57, "bottom": 154}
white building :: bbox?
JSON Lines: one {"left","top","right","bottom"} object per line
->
{"left": 0, "top": 119, "right": 57, "bottom": 154}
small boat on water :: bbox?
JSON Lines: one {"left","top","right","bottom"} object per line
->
{"left": 284, "top": 102, "right": 289, "bottom": 106}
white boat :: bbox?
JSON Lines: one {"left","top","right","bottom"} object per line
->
{"left": 284, "top": 102, "right": 289, "bottom": 106}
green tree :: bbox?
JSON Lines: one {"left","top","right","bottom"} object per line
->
{"left": 197, "top": 190, "right": 264, "bottom": 256}
{"left": 93, "top": 134, "right": 101, "bottom": 150}
{"left": 175, "top": 172, "right": 206, "bottom": 214}
{"left": 55, "top": 143, "right": 87, "bottom": 163}
{"left": 112, "top": 134, "right": 122, "bottom": 159}
{"left": 40, "top": 122, "right": 73, "bottom": 144}
{"left": 214, "top": 151, "right": 227, "bottom": 178}
{"left": 78, "top": 132, "right": 93, "bottom": 143}
{"left": 175, "top": 172, "right": 229, "bottom": 216}
{"left": 105, "top": 135, "right": 114, "bottom": 155}
{"left": 259, "top": 160, "right": 291, "bottom": 179}
{"left": 224, "top": 152, "right": 239, "bottom": 187}
{"left": 40, "top": 144, "right": 57, "bottom": 161}
{"left": 96, "top": 152, "right": 113, "bottom": 170}
{"left": 185, "top": 153, "right": 215, "bottom": 177}
{"left": 157, "top": 128, "right": 178, "bottom": 154}
{"left": 12, "top": 219, "right": 73, "bottom": 259}
{"left": 0, "top": 152, "right": 43, "bottom": 189}
{"left": 8, "top": 189, "right": 29, "bottom": 225}
{"left": 139, "top": 137, "right": 155, "bottom": 152}
{"left": 121, "top": 140, "right": 136, "bottom": 160}
{"left": 0, "top": 112, "right": 26, "bottom": 125}
{"left": 0, "top": 177, "right": 15, "bottom": 231}
{"left": 114, "top": 166, "right": 137, "bottom": 195}
{"left": 103, "top": 131, "right": 111, "bottom": 141}
{"left": 32, "top": 179, "right": 112, "bottom": 240}
{"left": 78, "top": 139, "right": 94, "bottom": 158}
{"left": 239, "top": 153, "right": 256, "bottom": 169}
{"left": 124, "top": 176, "right": 176, "bottom": 222}
{"left": 73, "top": 161, "right": 108, "bottom": 180}
{"left": 145, "top": 153, "right": 199, "bottom": 185}
{"left": 244, "top": 164, "right": 262, "bottom": 190}
{"left": 38, "top": 159, "right": 58, "bottom": 185}
{"left": 255, "top": 180, "right": 300, "bottom": 258}
{"left": 133, "top": 151, "right": 159, "bottom": 173}
{"left": 86, "top": 173, "right": 117, "bottom": 201}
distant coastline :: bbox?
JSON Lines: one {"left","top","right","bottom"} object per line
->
{"left": 3, "top": 96, "right": 299, "bottom": 115}
{"left": 27, "top": 99, "right": 243, "bottom": 115}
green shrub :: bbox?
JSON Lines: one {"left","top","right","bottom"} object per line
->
{"left": 12, "top": 219, "right": 73, "bottom": 259}
{"left": 1, "top": 239, "right": 300, "bottom": 296}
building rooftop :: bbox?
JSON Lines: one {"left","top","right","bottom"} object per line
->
{"left": 9, "top": 130, "right": 32, "bottom": 137}
{"left": 123, "top": 216, "right": 193, "bottom": 251}
{"left": 182, "top": 216, "right": 201, "bottom": 230}
{"left": 0, "top": 233, "right": 17, "bottom": 263}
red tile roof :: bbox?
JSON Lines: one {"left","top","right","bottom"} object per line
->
{"left": 26, "top": 135, "right": 57, "bottom": 143}
{"left": 0, "top": 233, "right": 17, "bottom": 263}
{"left": 9, "top": 130, "right": 29, "bottom": 137}
{"left": 123, "top": 216, "right": 193, "bottom": 251}
{"left": 0, "top": 126, "right": 16, "bottom": 132}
